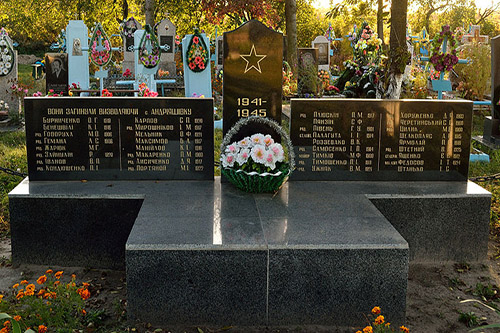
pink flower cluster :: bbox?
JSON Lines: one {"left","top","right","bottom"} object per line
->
{"left": 138, "top": 83, "right": 158, "bottom": 97}
{"left": 221, "top": 134, "right": 285, "bottom": 171}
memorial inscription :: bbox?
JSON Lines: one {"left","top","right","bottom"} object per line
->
{"left": 25, "top": 97, "right": 214, "bottom": 181}
{"left": 290, "top": 99, "right": 472, "bottom": 181}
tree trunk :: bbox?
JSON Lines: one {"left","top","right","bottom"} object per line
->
{"left": 285, "top": 0, "right": 298, "bottom": 76}
{"left": 377, "top": 0, "right": 384, "bottom": 47}
{"left": 145, "top": 0, "right": 156, "bottom": 27}
{"left": 386, "top": 0, "right": 408, "bottom": 99}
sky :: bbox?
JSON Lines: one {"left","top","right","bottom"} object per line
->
{"left": 312, "top": 0, "right": 497, "bottom": 10}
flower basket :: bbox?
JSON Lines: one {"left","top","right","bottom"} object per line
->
{"left": 220, "top": 116, "right": 295, "bottom": 193}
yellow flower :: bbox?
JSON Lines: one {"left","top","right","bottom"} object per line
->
{"left": 0, "top": 295, "right": 3, "bottom": 302}
{"left": 12, "top": 284, "right": 19, "bottom": 289}
{"left": 26, "top": 284, "right": 35, "bottom": 292}
{"left": 363, "top": 326, "right": 373, "bottom": 333}
{"left": 374, "top": 315, "right": 384, "bottom": 325}
{"left": 371, "top": 306, "right": 381, "bottom": 315}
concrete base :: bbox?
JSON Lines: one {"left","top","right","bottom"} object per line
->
{"left": 8, "top": 178, "right": 491, "bottom": 327}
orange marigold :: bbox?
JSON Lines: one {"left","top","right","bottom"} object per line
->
{"left": 45, "top": 269, "right": 53, "bottom": 274}
{"left": 25, "top": 290, "right": 34, "bottom": 297}
{"left": 400, "top": 326, "right": 409, "bottom": 333}
{"left": 82, "top": 282, "right": 89, "bottom": 287}
{"left": 374, "top": 315, "right": 384, "bottom": 325}
{"left": 371, "top": 306, "right": 381, "bottom": 315}
{"left": 37, "top": 289, "right": 45, "bottom": 297}
{"left": 13, "top": 315, "right": 21, "bottom": 322}
{"left": 53, "top": 281, "right": 60, "bottom": 286}
{"left": 38, "top": 325, "right": 47, "bottom": 333}
{"left": 82, "top": 309, "right": 86, "bottom": 315}
{"left": 0, "top": 327, "right": 7, "bottom": 333}
{"left": 78, "top": 288, "right": 90, "bottom": 300}
{"left": 2, "top": 320, "right": 9, "bottom": 326}
{"left": 12, "top": 284, "right": 19, "bottom": 289}
{"left": 20, "top": 280, "right": 28, "bottom": 285}
{"left": 16, "top": 290, "right": 24, "bottom": 300}
{"left": 26, "top": 284, "right": 35, "bottom": 292}
{"left": 37, "top": 275, "right": 47, "bottom": 285}
{"left": 0, "top": 295, "right": 3, "bottom": 302}
{"left": 363, "top": 326, "right": 373, "bottom": 333}
{"left": 356, "top": 331, "right": 362, "bottom": 333}
{"left": 71, "top": 274, "right": 76, "bottom": 279}
{"left": 54, "top": 271, "right": 63, "bottom": 279}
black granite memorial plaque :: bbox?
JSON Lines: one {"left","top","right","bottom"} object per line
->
{"left": 160, "top": 36, "right": 173, "bottom": 54}
{"left": 290, "top": 99, "right": 472, "bottom": 181}
{"left": 492, "top": 35, "right": 500, "bottom": 120}
{"left": 223, "top": 20, "right": 282, "bottom": 141}
{"left": 25, "top": 97, "right": 214, "bottom": 181}
{"left": 45, "top": 53, "right": 69, "bottom": 95}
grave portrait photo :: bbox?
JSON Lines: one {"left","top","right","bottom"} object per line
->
{"left": 45, "top": 53, "right": 69, "bottom": 95}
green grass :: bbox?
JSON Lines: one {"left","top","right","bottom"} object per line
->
{"left": 18, "top": 63, "right": 46, "bottom": 95}
{"left": 0, "top": 131, "right": 27, "bottom": 234}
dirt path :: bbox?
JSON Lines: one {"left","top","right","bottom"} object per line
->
{"left": 0, "top": 237, "right": 499, "bottom": 332}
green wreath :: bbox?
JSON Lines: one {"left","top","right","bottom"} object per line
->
{"left": 139, "top": 24, "right": 160, "bottom": 69}
{"left": 186, "top": 29, "right": 209, "bottom": 73}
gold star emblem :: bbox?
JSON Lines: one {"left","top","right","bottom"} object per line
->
{"left": 240, "top": 44, "right": 266, "bottom": 74}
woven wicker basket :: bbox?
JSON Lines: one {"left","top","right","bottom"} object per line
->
{"left": 220, "top": 116, "right": 295, "bottom": 193}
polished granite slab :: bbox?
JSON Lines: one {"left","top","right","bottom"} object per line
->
{"left": 9, "top": 177, "right": 490, "bottom": 326}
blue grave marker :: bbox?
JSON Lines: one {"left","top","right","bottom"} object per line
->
{"left": 182, "top": 32, "right": 212, "bottom": 98}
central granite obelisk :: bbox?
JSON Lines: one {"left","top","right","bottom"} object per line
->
{"left": 223, "top": 20, "right": 282, "bottom": 141}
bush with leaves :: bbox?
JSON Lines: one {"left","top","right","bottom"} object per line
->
{"left": 454, "top": 42, "right": 491, "bottom": 101}
{"left": 335, "top": 22, "right": 383, "bottom": 98}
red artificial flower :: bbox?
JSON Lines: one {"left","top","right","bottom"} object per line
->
{"left": 189, "top": 62, "right": 196, "bottom": 70}
{"left": 193, "top": 36, "right": 199, "bottom": 44}
{"left": 194, "top": 56, "right": 202, "bottom": 64}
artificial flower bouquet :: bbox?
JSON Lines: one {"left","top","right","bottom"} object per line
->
{"left": 220, "top": 116, "right": 295, "bottom": 193}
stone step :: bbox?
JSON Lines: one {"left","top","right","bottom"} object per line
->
{"left": 126, "top": 181, "right": 409, "bottom": 327}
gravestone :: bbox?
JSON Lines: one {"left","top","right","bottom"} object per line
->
{"left": 66, "top": 20, "right": 89, "bottom": 91}
{"left": 45, "top": 53, "right": 69, "bottom": 95}
{"left": 182, "top": 32, "right": 212, "bottom": 98}
{"left": 223, "top": 20, "right": 282, "bottom": 139}
{"left": 156, "top": 17, "right": 176, "bottom": 75}
{"left": 291, "top": 99, "right": 472, "bottom": 181}
{"left": 482, "top": 35, "right": 500, "bottom": 144}
{"left": 25, "top": 97, "right": 214, "bottom": 180}
{"left": 297, "top": 48, "right": 319, "bottom": 96}
{"left": 311, "top": 35, "right": 330, "bottom": 71}
{"left": 122, "top": 17, "right": 141, "bottom": 76}
{"left": 0, "top": 28, "right": 19, "bottom": 116}
{"left": 462, "top": 25, "right": 489, "bottom": 44}
{"left": 215, "top": 35, "right": 223, "bottom": 72}
{"left": 133, "top": 27, "right": 161, "bottom": 93}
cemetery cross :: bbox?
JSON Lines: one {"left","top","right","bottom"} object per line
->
{"left": 421, "top": 33, "right": 468, "bottom": 99}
